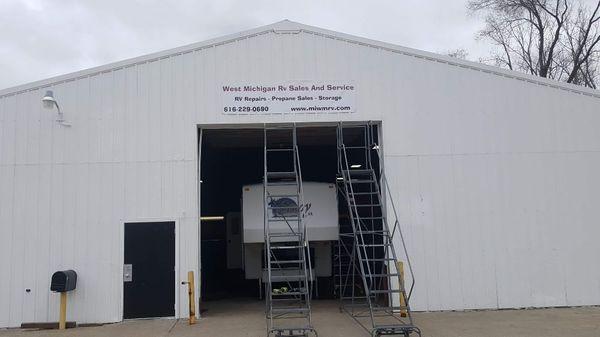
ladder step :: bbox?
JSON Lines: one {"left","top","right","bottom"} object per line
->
{"left": 271, "top": 274, "right": 305, "bottom": 280}
{"left": 269, "top": 267, "right": 304, "bottom": 271}
{"left": 343, "top": 146, "right": 368, "bottom": 149}
{"left": 271, "top": 307, "right": 310, "bottom": 314}
{"left": 351, "top": 203, "right": 382, "bottom": 207}
{"left": 271, "top": 245, "right": 303, "bottom": 250}
{"left": 339, "top": 296, "right": 376, "bottom": 302}
{"left": 370, "top": 289, "right": 402, "bottom": 294}
{"left": 268, "top": 232, "right": 301, "bottom": 237}
{"left": 267, "top": 194, "right": 298, "bottom": 199}
{"left": 351, "top": 192, "right": 379, "bottom": 195}
{"left": 360, "top": 243, "right": 392, "bottom": 247}
{"left": 272, "top": 292, "right": 306, "bottom": 297}
{"left": 268, "top": 218, "right": 300, "bottom": 222}
{"left": 271, "top": 260, "right": 303, "bottom": 264}
{"left": 269, "top": 266, "right": 304, "bottom": 271}
{"left": 358, "top": 230, "right": 389, "bottom": 234}
{"left": 271, "top": 299, "right": 308, "bottom": 304}
{"left": 266, "top": 182, "right": 298, "bottom": 186}
{"left": 266, "top": 148, "right": 294, "bottom": 152}
{"left": 347, "top": 179, "right": 375, "bottom": 184}
{"left": 270, "top": 269, "right": 305, "bottom": 273}
{"left": 343, "top": 169, "right": 373, "bottom": 175}
{"left": 368, "top": 273, "right": 401, "bottom": 277}
{"left": 267, "top": 171, "right": 297, "bottom": 178}
{"left": 363, "top": 258, "right": 396, "bottom": 261}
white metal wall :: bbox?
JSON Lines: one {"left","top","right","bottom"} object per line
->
{"left": 0, "top": 58, "right": 199, "bottom": 326}
{"left": 1, "top": 22, "right": 600, "bottom": 326}
{"left": 382, "top": 57, "right": 600, "bottom": 310}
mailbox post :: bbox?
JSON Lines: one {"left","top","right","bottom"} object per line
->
{"left": 50, "top": 270, "right": 77, "bottom": 330}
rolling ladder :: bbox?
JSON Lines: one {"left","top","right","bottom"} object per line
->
{"left": 263, "top": 124, "right": 317, "bottom": 337}
{"left": 336, "top": 123, "right": 421, "bottom": 337}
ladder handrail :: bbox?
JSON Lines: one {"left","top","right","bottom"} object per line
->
{"left": 262, "top": 126, "right": 273, "bottom": 329}
{"left": 339, "top": 143, "right": 376, "bottom": 282}
{"left": 337, "top": 125, "right": 376, "bottom": 326}
{"left": 367, "top": 125, "right": 417, "bottom": 302}
{"left": 294, "top": 127, "right": 313, "bottom": 319}
{"left": 295, "top": 143, "right": 313, "bottom": 289}
{"left": 378, "top": 168, "right": 416, "bottom": 301}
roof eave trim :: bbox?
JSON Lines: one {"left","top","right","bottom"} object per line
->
{"left": 291, "top": 21, "right": 600, "bottom": 99}
{"left": 0, "top": 21, "right": 285, "bottom": 97}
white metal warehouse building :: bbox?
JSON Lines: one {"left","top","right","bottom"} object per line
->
{"left": 1, "top": 20, "right": 600, "bottom": 328}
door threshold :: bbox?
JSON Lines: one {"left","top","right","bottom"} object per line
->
{"left": 123, "top": 316, "right": 176, "bottom": 321}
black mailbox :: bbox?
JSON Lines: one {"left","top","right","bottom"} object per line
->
{"left": 51, "top": 270, "right": 77, "bottom": 292}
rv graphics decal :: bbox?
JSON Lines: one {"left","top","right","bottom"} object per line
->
{"left": 268, "top": 197, "right": 313, "bottom": 218}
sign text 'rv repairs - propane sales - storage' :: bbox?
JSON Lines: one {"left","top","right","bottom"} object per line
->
{"left": 221, "top": 82, "right": 356, "bottom": 114}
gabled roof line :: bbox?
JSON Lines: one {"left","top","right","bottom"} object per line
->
{"left": 0, "top": 22, "right": 279, "bottom": 98}
{"left": 1, "top": 20, "right": 599, "bottom": 99}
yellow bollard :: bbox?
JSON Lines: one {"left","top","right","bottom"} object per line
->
{"left": 395, "top": 261, "right": 408, "bottom": 317}
{"left": 187, "top": 271, "right": 197, "bottom": 325}
{"left": 59, "top": 292, "right": 67, "bottom": 329}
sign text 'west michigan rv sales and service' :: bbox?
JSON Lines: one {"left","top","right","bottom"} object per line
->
{"left": 221, "top": 82, "right": 356, "bottom": 114}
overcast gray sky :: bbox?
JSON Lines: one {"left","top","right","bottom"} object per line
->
{"left": 0, "top": 0, "right": 489, "bottom": 90}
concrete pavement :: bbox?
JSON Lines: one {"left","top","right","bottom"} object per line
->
{"left": 1, "top": 300, "right": 599, "bottom": 337}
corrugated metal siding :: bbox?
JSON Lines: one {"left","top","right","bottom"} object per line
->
{"left": 382, "top": 58, "right": 600, "bottom": 311}
{"left": 0, "top": 53, "right": 199, "bottom": 326}
{"left": 1, "top": 28, "right": 600, "bottom": 326}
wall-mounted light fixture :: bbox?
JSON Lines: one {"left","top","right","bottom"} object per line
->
{"left": 42, "top": 90, "right": 70, "bottom": 126}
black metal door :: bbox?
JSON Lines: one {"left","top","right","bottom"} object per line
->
{"left": 124, "top": 222, "right": 175, "bottom": 319}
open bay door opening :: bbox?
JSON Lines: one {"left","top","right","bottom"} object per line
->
{"left": 199, "top": 122, "right": 419, "bottom": 336}
{"left": 200, "top": 126, "right": 340, "bottom": 305}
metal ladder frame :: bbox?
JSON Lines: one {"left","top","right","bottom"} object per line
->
{"left": 335, "top": 122, "right": 421, "bottom": 337}
{"left": 264, "top": 123, "right": 317, "bottom": 337}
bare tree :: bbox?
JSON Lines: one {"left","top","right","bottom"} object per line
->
{"left": 447, "top": 48, "right": 470, "bottom": 59}
{"left": 469, "top": 0, "right": 600, "bottom": 88}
